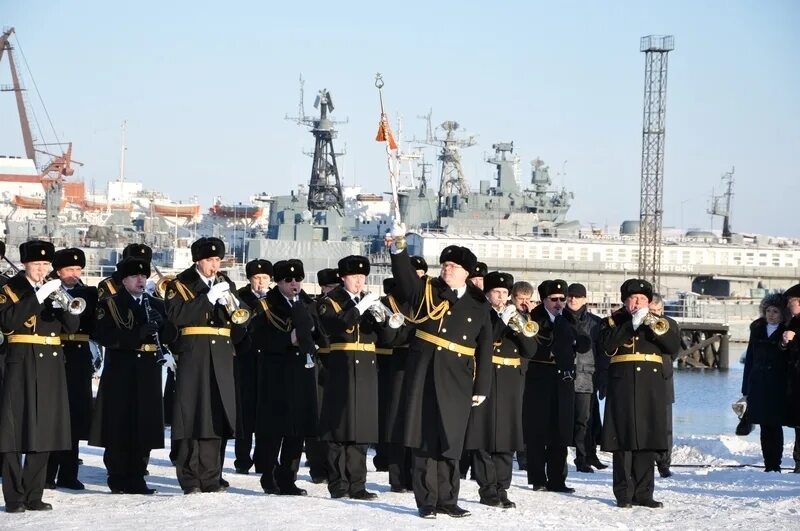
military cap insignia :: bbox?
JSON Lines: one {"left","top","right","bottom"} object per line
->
{"left": 640, "top": 283, "right": 644, "bottom": 288}
{"left": 40, "top": 249, "right": 46, "bottom": 255}
{"left": 358, "top": 263, "right": 363, "bottom": 268}
{"left": 211, "top": 245, "right": 216, "bottom": 251}
{"left": 290, "top": 266, "right": 295, "bottom": 272}
{"left": 73, "top": 254, "right": 78, "bottom": 260}
{"left": 0, "top": 294, "right": 6, "bottom": 304}
{"left": 167, "top": 289, "right": 177, "bottom": 300}
{"left": 139, "top": 263, "right": 143, "bottom": 269}
{"left": 556, "top": 283, "right": 561, "bottom": 289}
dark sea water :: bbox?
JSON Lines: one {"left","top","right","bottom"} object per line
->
{"left": 672, "top": 367, "right": 745, "bottom": 437}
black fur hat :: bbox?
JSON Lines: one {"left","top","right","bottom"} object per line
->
{"left": 19, "top": 240, "right": 55, "bottom": 263}
{"left": 410, "top": 255, "right": 428, "bottom": 273}
{"left": 191, "top": 237, "right": 225, "bottom": 262}
{"left": 440, "top": 246, "right": 478, "bottom": 275}
{"left": 245, "top": 259, "right": 273, "bottom": 278}
{"left": 122, "top": 243, "right": 153, "bottom": 263}
{"left": 620, "top": 278, "right": 653, "bottom": 302}
{"left": 116, "top": 257, "right": 151, "bottom": 278}
{"left": 52, "top": 248, "right": 86, "bottom": 270}
{"left": 338, "top": 255, "right": 370, "bottom": 277}
{"left": 538, "top": 279, "right": 568, "bottom": 299}
{"left": 274, "top": 259, "right": 305, "bottom": 282}
{"left": 484, "top": 271, "right": 514, "bottom": 293}
{"left": 317, "top": 268, "right": 340, "bottom": 286}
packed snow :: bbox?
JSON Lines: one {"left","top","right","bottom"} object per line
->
{"left": 3, "top": 432, "right": 798, "bottom": 529}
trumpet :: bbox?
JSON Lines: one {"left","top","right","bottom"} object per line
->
{"left": 216, "top": 274, "right": 251, "bottom": 325}
{"left": 507, "top": 307, "right": 539, "bottom": 337}
{"left": 642, "top": 312, "right": 670, "bottom": 336}
{"left": 367, "top": 298, "right": 405, "bottom": 329}
{"left": 151, "top": 264, "right": 175, "bottom": 298}
{"left": 51, "top": 285, "right": 87, "bottom": 315}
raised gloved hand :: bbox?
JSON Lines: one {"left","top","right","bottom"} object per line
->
{"left": 631, "top": 306, "right": 649, "bottom": 329}
{"left": 206, "top": 282, "right": 230, "bottom": 305}
{"left": 355, "top": 292, "right": 381, "bottom": 315}
{"left": 472, "top": 395, "right": 486, "bottom": 407}
{"left": 385, "top": 221, "right": 407, "bottom": 253}
{"left": 500, "top": 305, "right": 517, "bottom": 326}
{"left": 36, "top": 278, "right": 62, "bottom": 304}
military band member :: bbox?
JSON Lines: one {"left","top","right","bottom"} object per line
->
{"left": 89, "top": 257, "right": 177, "bottom": 494}
{"left": 0, "top": 241, "right": 8, "bottom": 412}
{"left": 600, "top": 279, "right": 681, "bottom": 508}
{"left": 97, "top": 243, "right": 153, "bottom": 301}
{"left": 0, "top": 240, "right": 80, "bottom": 513}
{"left": 254, "top": 259, "right": 321, "bottom": 495}
{"left": 44, "top": 248, "right": 97, "bottom": 490}
{"left": 524, "top": 280, "right": 589, "bottom": 494}
{"left": 316, "top": 255, "right": 388, "bottom": 500}
{"left": 165, "top": 237, "right": 249, "bottom": 494}
{"left": 465, "top": 272, "right": 536, "bottom": 509}
{"left": 467, "top": 261, "right": 487, "bottom": 291}
{"left": 233, "top": 258, "right": 273, "bottom": 474}
{"left": 376, "top": 277, "right": 414, "bottom": 492}
{"left": 649, "top": 293, "right": 680, "bottom": 478}
{"left": 304, "top": 267, "right": 339, "bottom": 484}
{"left": 565, "top": 282, "right": 607, "bottom": 473}
{"left": 387, "top": 223, "right": 493, "bottom": 519}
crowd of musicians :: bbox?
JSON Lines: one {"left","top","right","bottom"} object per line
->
{"left": 0, "top": 223, "right": 798, "bottom": 517}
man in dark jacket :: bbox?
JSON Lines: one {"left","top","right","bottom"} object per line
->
{"left": 233, "top": 259, "right": 273, "bottom": 474}
{"left": 165, "top": 237, "right": 249, "bottom": 494}
{"left": 386, "top": 223, "right": 493, "bottom": 519}
{"left": 565, "top": 283, "right": 607, "bottom": 473}
{"left": 523, "top": 280, "right": 589, "bottom": 494}
{"left": 90, "top": 257, "right": 178, "bottom": 494}
{"left": 254, "top": 259, "right": 322, "bottom": 495}
{"left": 0, "top": 240, "right": 80, "bottom": 513}
{"left": 316, "top": 255, "right": 389, "bottom": 500}
{"left": 45, "top": 248, "right": 98, "bottom": 490}
{"left": 465, "top": 272, "right": 536, "bottom": 509}
{"left": 97, "top": 243, "right": 152, "bottom": 301}
{"left": 650, "top": 293, "right": 680, "bottom": 478}
{"left": 600, "top": 279, "right": 681, "bottom": 509}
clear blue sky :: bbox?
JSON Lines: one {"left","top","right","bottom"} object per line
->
{"left": 2, "top": 0, "right": 798, "bottom": 236}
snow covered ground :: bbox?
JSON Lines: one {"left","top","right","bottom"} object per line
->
{"left": 3, "top": 434, "right": 799, "bottom": 530}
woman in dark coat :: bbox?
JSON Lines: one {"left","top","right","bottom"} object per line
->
{"left": 741, "top": 293, "right": 790, "bottom": 472}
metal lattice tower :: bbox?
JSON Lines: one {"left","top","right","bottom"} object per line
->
{"left": 637, "top": 35, "right": 674, "bottom": 290}
{"left": 286, "top": 79, "right": 346, "bottom": 211}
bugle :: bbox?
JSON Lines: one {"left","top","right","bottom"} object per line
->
{"left": 215, "top": 274, "right": 251, "bottom": 325}
{"left": 642, "top": 312, "right": 669, "bottom": 336}
{"left": 507, "top": 307, "right": 539, "bottom": 337}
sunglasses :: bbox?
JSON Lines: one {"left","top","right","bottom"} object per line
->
{"left": 281, "top": 277, "right": 304, "bottom": 283}
{"left": 547, "top": 296, "right": 566, "bottom": 302}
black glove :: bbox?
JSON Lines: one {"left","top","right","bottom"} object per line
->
{"left": 138, "top": 321, "right": 160, "bottom": 341}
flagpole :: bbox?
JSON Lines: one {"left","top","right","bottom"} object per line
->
{"left": 375, "top": 73, "right": 402, "bottom": 224}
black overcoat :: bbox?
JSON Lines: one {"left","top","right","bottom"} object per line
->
{"left": 89, "top": 290, "right": 178, "bottom": 449}
{"left": 599, "top": 309, "right": 681, "bottom": 451}
{"left": 741, "top": 318, "right": 790, "bottom": 427}
{"left": 389, "top": 250, "right": 493, "bottom": 460}
{"left": 61, "top": 283, "right": 98, "bottom": 440}
{"left": 165, "top": 267, "right": 248, "bottom": 440}
{"left": 465, "top": 309, "right": 536, "bottom": 452}
{"left": 0, "top": 272, "right": 79, "bottom": 452}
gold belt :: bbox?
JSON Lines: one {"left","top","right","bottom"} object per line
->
{"left": 375, "top": 347, "right": 393, "bottom": 355}
{"left": 317, "top": 347, "right": 330, "bottom": 354}
{"left": 329, "top": 342, "right": 376, "bottom": 352}
{"left": 610, "top": 353, "right": 663, "bottom": 364}
{"left": 530, "top": 358, "right": 556, "bottom": 365}
{"left": 181, "top": 327, "right": 231, "bottom": 337}
{"left": 8, "top": 335, "right": 62, "bottom": 346}
{"left": 137, "top": 344, "right": 159, "bottom": 352}
{"left": 59, "top": 333, "right": 90, "bottom": 342}
{"left": 492, "top": 356, "right": 521, "bottom": 367}
{"left": 415, "top": 330, "right": 475, "bottom": 357}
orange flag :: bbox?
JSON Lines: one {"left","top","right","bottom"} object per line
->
{"left": 376, "top": 112, "right": 398, "bottom": 150}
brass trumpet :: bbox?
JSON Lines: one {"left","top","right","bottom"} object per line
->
{"left": 507, "top": 307, "right": 539, "bottom": 337}
{"left": 151, "top": 264, "right": 175, "bottom": 298}
{"left": 215, "top": 274, "right": 251, "bottom": 325}
{"left": 51, "top": 286, "right": 87, "bottom": 315}
{"left": 642, "top": 312, "right": 670, "bottom": 336}
{"left": 367, "top": 298, "right": 405, "bottom": 329}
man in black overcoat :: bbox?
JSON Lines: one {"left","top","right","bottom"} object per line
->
{"left": 165, "top": 237, "right": 249, "bottom": 494}
{"left": 233, "top": 258, "right": 272, "bottom": 474}
{"left": 0, "top": 240, "right": 80, "bottom": 513}
{"left": 44, "top": 248, "right": 98, "bottom": 490}
{"left": 90, "top": 257, "right": 178, "bottom": 494}
{"left": 386, "top": 223, "right": 493, "bottom": 519}
{"left": 600, "top": 279, "right": 681, "bottom": 509}
{"left": 465, "top": 271, "right": 536, "bottom": 509}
